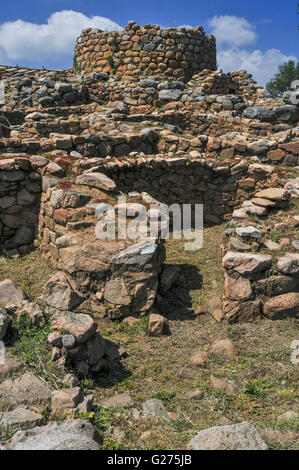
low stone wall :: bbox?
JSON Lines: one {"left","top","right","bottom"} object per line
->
{"left": 221, "top": 187, "right": 299, "bottom": 322}
{"left": 75, "top": 22, "right": 216, "bottom": 82}
{"left": 0, "top": 129, "right": 159, "bottom": 157}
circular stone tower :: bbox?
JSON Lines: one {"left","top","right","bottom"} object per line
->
{"left": 74, "top": 21, "right": 217, "bottom": 82}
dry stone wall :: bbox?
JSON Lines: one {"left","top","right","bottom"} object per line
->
{"left": 0, "top": 157, "right": 42, "bottom": 253}
{"left": 74, "top": 22, "right": 216, "bottom": 82}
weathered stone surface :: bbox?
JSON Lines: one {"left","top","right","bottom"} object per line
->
{"left": 104, "top": 278, "right": 131, "bottom": 306}
{"left": 223, "top": 299, "right": 261, "bottom": 323}
{"left": 43, "top": 271, "right": 83, "bottom": 311}
{"left": 99, "top": 393, "right": 133, "bottom": 409}
{"left": 188, "top": 422, "right": 268, "bottom": 450}
{"left": 263, "top": 293, "right": 299, "bottom": 319}
{"left": 235, "top": 226, "right": 262, "bottom": 239}
{"left": 1, "top": 419, "right": 102, "bottom": 450}
{"left": 224, "top": 272, "right": 252, "bottom": 300}
{"left": 0, "top": 407, "right": 43, "bottom": 431}
{"left": 255, "top": 276, "right": 298, "bottom": 296}
{"left": 276, "top": 255, "right": 299, "bottom": 275}
{"left": 76, "top": 172, "right": 116, "bottom": 191}
{"left": 148, "top": 313, "right": 169, "bottom": 337}
{"left": 211, "top": 339, "right": 236, "bottom": 359}
{"left": 51, "top": 311, "right": 97, "bottom": 343}
{"left": 222, "top": 252, "right": 271, "bottom": 276}
{"left": 51, "top": 387, "right": 84, "bottom": 415}
{"left": 0, "top": 279, "right": 27, "bottom": 308}
{"left": 142, "top": 399, "right": 169, "bottom": 420}
{"left": 159, "top": 89, "right": 183, "bottom": 101}
{"left": 0, "top": 373, "right": 52, "bottom": 405}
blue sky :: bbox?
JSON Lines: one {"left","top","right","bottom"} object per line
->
{"left": 0, "top": 0, "right": 298, "bottom": 84}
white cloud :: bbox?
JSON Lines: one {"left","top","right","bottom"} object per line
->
{"left": 208, "top": 15, "right": 257, "bottom": 47}
{"left": 217, "top": 47, "right": 298, "bottom": 85}
{"left": 0, "top": 10, "right": 122, "bottom": 65}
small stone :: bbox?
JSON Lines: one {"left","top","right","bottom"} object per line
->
{"left": 142, "top": 399, "right": 169, "bottom": 420}
{"left": 62, "top": 334, "right": 76, "bottom": 349}
{"left": 148, "top": 313, "right": 169, "bottom": 337}
{"left": 210, "top": 376, "right": 238, "bottom": 395}
{"left": 190, "top": 351, "right": 208, "bottom": 367}
{"left": 177, "top": 368, "right": 195, "bottom": 379}
{"left": 184, "top": 390, "right": 204, "bottom": 401}
{"left": 99, "top": 393, "right": 133, "bottom": 409}
{"left": 48, "top": 332, "right": 63, "bottom": 347}
{"left": 211, "top": 339, "right": 236, "bottom": 359}
{"left": 51, "top": 387, "right": 83, "bottom": 415}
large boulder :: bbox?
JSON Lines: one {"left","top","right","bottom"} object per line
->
{"left": 188, "top": 422, "right": 268, "bottom": 450}
{"left": 1, "top": 419, "right": 102, "bottom": 450}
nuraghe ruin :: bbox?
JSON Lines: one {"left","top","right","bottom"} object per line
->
{"left": 0, "top": 22, "right": 298, "bottom": 450}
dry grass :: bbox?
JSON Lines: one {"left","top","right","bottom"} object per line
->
{"left": 0, "top": 250, "right": 54, "bottom": 299}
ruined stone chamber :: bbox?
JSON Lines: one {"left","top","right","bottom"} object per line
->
{"left": 74, "top": 22, "right": 216, "bottom": 82}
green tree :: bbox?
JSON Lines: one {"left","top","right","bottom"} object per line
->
{"left": 265, "top": 60, "right": 299, "bottom": 97}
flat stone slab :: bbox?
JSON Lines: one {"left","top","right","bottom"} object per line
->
{"left": 255, "top": 188, "right": 289, "bottom": 201}
{"left": 188, "top": 421, "right": 268, "bottom": 450}
{"left": 0, "top": 373, "right": 52, "bottom": 405}
{"left": 235, "top": 226, "right": 262, "bottom": 239}
{"left": 0, "top": 407, "right": 43, "bottom": 431}
{"left": 1, "top": 419, "right": 102, "bottom": 450}
{"left": 0, "top": 354, "right": 23, "bottom": 381}
{"left": 222, "top": 252, "right": 272, "bottom": 275}
{"left": 75, "top": 172, "right": 116, "bottom": 191}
